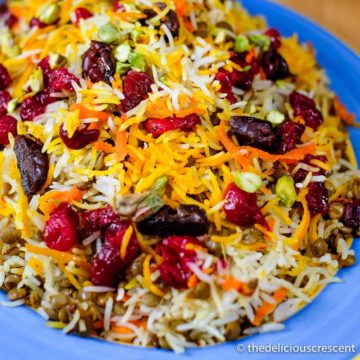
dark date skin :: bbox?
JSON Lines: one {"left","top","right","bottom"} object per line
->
{"left": 14, "top": 135, "right": 49, "bottom": 196}
{"left": 260, "top": 46, "right": 290, "bottom": 81}
{"left": 82, "top": 41, "right": 115, "bottom": 85}
{"left": 137, "top": 204, "right": 209, "bottom": 237}
{"left": 229, "top": 116, "right": 278, "bottom": 152}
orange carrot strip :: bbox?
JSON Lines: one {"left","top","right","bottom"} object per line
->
{"left": 115, "top": 128, "right": 128, "bottom": 161}
{"left": 222, "top": 276, "right": 244, "bottom": 292}
{"left": 94, "top": 141, "right": 114, "bottom": 153}
{"left": 252, "top": 288, "right": 288, "bottom": 326}
{"left": 70, "top": 104, "right": 114, "bottom": 122}
{"left": 334, "top": 96, "right": 355, "bottom": 125}
{"left": 187, "top": 274, "right": 199, "bottom": 289}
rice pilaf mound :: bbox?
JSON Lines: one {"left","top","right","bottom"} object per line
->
{"left": 0, "top": 0, "right": 359, "bottom": 352}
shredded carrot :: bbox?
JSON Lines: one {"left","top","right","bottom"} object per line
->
{"left": 187, "top": 273, "right": 199, "bottom": 289}
{"left": 245, "top": 47, "right": 256, "bottom": 64}
{"left": 94, "top": 141, "right": 114, "bottom": 153}
{"left": 252, "top": 288, "right": 288, "bottom": 326}
{"left": 334, "top": 96, "right": 355, "bottom": 125}
{"left": 70, "top": 104, "right": 114, "bottom": 122}
{"left": 111, "top": 325, "right": 133, "bottom": 334}
{"left": 222, "top": 276, "right": 244, "bottom": 292}
{"left": 174, "top": 0, "right": 189, "bottom": 17}
{"left": 115, "top": 128, "right": 128, "bottom": 161}
{"left": 114, "top": 12, "right": 147, "bottom": 22}
{"left": 39, "top": 186, "right": 85, "bottom": 218}
{"left": 120, "top": 226, "right": 133, "bottom": 260}
{"left": 57, "top": 260, "right": 82, "bottom": 290}
{"left": 143, "top": 255, "right": 165, "bottom": 297}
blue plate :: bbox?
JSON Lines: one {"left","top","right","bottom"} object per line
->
{"left": 1, "top": 1, "right": 359, "bottom": 359}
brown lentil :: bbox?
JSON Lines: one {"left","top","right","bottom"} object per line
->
{"left": 188, "top": 282, "right": 210, "bottom": 300}
{"left": 7, "top": 287, "right": 27, "bottom": 301}
{"left": 311, "top": 238, "right": 328, "bottom": 257}
{"left": 329, "top": 202, "right": 345, "bottom": 220}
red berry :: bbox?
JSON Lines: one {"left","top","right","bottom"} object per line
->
{"left": 343, "top": 200, "right": 360, "bottom": 228}
{"left": 0, "top": 115, "right": 17, "bottom": 146}
{"left": 275, "top": 120, "right": 305, "bottom": 154}
{"left": 81, "top": 205, "right": 119, "bottom": 231}
{"left": 223, "top": 183, "right": 267, "bottom": 227}
{"left": 114, "top": 1, "right": 126, "bottom": 12}
{"left": 0, "top": 64, "right": 11, "bottom": 90}
{"left": 74, "top": 7, "right": 93, "bottom": 26}
{"left": 0, "top": 90, "right": 11, "bottom": 115}
{"left": 19, "top": 95, "right": 46, "bottom": 121}
{"left": 48, "top": 68, "right": 79, "bottom": 92}
{"left": 0, "top": 4, "right": 17, "bottom": 28}
{"left": 60, "top": 124, "right": 100, "bottom": 149}
{"left": 144, "top": 113, "right": 200, "bottom": 137}
{"left": 157, "top": 236, "right": 200, "bottom": 289}
{"left": 29, "top": 17, "right": 47, "bottom": 28}
{"left": 215, "top": 70, "right": 237, "bottom": 103}
{"left": 91, "top": 221, "right": 139, "bottom": 286}
{"left": 289, "top": 91, "right": 324, "bottom": 130}
{"left": 43, "top": 203, "right": 79, "bottom": 251}
{"left": 264, "top": 28, "right": 281, "bottom": 49}
{"left": 120, "top": 71, "right": 154, "bottom": 113}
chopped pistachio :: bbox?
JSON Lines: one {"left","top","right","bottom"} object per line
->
{"left": 0, "top": 28, "right": 20, "bottom": 58}
{"left": 266, "top": 110, "right": 285, "bottom": 125}
{"left": 114, "top": 44, "right": 131, "bottom": 62}
{"left": 152, "top": 176, "right": 168, "bottom": 196}
{"left": 276, "top": 175, "right": 297, "bottom": 207}
{"left": 7, "top": 99, "right": 19, "bottom": 113}
{"left": 130, "top": 29, "right": 140, "bottom": 42}
{"left": 233, "top": 171, "right": 262, "bottom": 193}
{"left": 49, "top": 52, "right": 68, "bottom": 69}
{"left": 24, "top": 69, "right": 44, "bottom": 93}
{"left": 37, "top": 3, "right": 60, "bottom": 25}
{"left": 115, "top": 62, "right": 131, "bottom": 75}
{"left": 249, "top": 34, "right": 270, "bottom": 50}
{"left": 98, "top": 23, "right": 120, "bottom": 44}
{"left": 234, "top": 35, "right": 250, "bottom": 53}
{"left": 128, "top": 52, "right": 146, "bottom": 71}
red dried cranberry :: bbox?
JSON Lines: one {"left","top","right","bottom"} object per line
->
{"left": 306, "top": 182, "right": 329, "bottom": 216}
{"left": 0, "top": 115, "right": 17, "bottom": 146}
{"left": 60, "top": 124, "right": 100, "bottom": 150}
{"left": 114, "top": 1, "right": 126, "bottom": 12}
{"left": 260, "top": 47, "right": 290, "bottom": 80}
{"left": 0, "top": 4, "right": 17, "bottom": 28}
{"left": 120, "top": 71, "right": 154, "bottom": 113}
{"left": 43, "top": 202, "right": 79, "bottom": 251}
{"left": 293, "top": 154, "right": 327, "bottom": 183}
{"left": 29, "top": 17, "right": 47, "bottom": 28}
{"left": 342, "top": 200, "right": 360, "bottom": 228}
{"left": 19, "top": 95, "right": 46, "bottom": 121}
{"left": 264, "top": 28, "right": 281, "bottom": 49}
{"left": 38, "top": 56, "right": 51, "bottom": 84}
{"left": 230, "top": 116, "right": 278, "bottom": 152}
{"left": 74, "top": 7, "right": 93, "bottom": 26}
{"left": 223, "top": 183, "right": 267, "bottom": 227}
{"left": 91, "top": 221, "right": 139, "bottom": 286}
{"left": 81, "top": 205, "right": 119, "bottom": 231}
{"left": 157, "top": 236, "right": 201, "bottom": 289}
{"left": 0, "top": 64, "right": 11, "bottom": 90}
{"left": 82, "top": 41, "right": 116, "bottom": 85}
{"left": 275, "top": 120, "right": 305, "bottom": 154}
{"left": 289, "top": 91, "right": 324, "bottom": 130}
{"left": 144, "top": 113, "right": 200, "bottom": 137}
{"left": 0, "top": 90, "right": 11, "bottom": 115}
{"left": 215, "top": 70, "right": 237, "bottom": 103}
{"left": 48, "top": 68, "right": 79, "bottom": 92}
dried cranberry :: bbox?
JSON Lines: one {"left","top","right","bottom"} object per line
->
{"left": 48, "top": 68, "right": 79, "bottom": 92}
{"left": 144, "top": 113, "right": 200, "bottom": 137}
{"left": 0, "top": 90, "right": 11, "bottom": 115}
{"left": 230, "top": 116, "right": 278, "bottom": 152}
{"left": 157, "top": 236, "right": 201, "bottom": 289}
{"left": 0, "top": 4, "right": 17, "bottom": 28}
{"left": 14, "top": 135, "right": 49, "bottom": 195}
{"left": 137, "top": 205, "right": 209, "bottom": 237}
{"left": 164, "top": 10, "right": 180, "bottom": 37}
{"left": 81, "top": 205, "right": 119, "bottom": 231}
{"left": 120, "top": 71, "right": 154, "bottom": 113}
{"left": 0, "top": 64, "right": 11, "bottom": 90}
{"left": 60, "top": 124, "right": 100, "bottom": 150}
{"left": 289, "top": 91, "right": 324, "bottom": 130}
{"left": 275, "top": 120, "right": 305, "bottom": 154}
{"left": 82, "top": 41, "right": 115, "bottom": 85}
{"left": 91, "top": 221, "right": 139, "bottom": 286}
{"left": 264, "top": 28, "right": 281, "bottom": 49}
{"left": 342, "top": 200, "right": 360, "bottom": 228}
{"left": 223, "top": 183, "right": 267, "bottom": 227}
{"left": 43, "top": 202, "right": 79, "bottom": 251}
{"left": 293, "top": 154, "right": 326, "bottom": 183}
{"left": 74, "top": 7, "right": 93, "bottom": 26}
{"left": 29, "top": 17, "right": 47, "bottom": 28}
{"left": 215, "top": 70, "right": 237, "bottom": 103}
{"left": 260, "top": 47, "right": 290, "bottom": 80}
{"left": 0, "top": 115, "right": 17, "bottom": 146}
{"left": 306, "top": 182, "right": 329, "bottom": 216}
{"left": 114, "top": 1, "right": 126, "bottom": 12}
